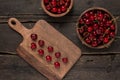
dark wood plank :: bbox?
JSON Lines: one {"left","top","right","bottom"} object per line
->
{"left": 0, "top": 54, "right": 120, "bottom": 80}
{"left": 0, "top": 0, "right": 119, "bottom": 16}
{"left": 0, "top": 22, "right": 120, "bottom": 54}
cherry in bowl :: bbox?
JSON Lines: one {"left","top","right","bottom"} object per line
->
{"left": 76, "top": 7, "right": 117, "bottom": 49}
{"left": 41, "top": 0, "right": 73, "bottom": 17}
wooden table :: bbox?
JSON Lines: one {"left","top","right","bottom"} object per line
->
{"left": 0, "top": 0, "right": 120, "bottom": 80}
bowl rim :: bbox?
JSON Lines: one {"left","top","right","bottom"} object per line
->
{"left": 41, "top": 0, "right": 73, "bottom": 17}
{"left": 76, "top": 7, "right": 117, "bottom": 49}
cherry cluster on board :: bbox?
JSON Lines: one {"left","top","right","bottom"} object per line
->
{"left": 30, "top": 33, "right": 68, "bottom": 69}
{"left": 44, "top": 0, "right": 71, "bottom": 14}
{"left": 78, "top": 9, "right": 116, "bottom": 47}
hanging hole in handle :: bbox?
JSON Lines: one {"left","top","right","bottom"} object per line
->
{"left": 11, "top": 20, "right": 16, "bottom": 25}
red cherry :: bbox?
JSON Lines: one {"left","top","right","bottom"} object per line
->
{"left": 104, "top": 37, "right": 109, "bottom": 43}
{"left": 106, "top": 21, "right": 112, "bottom": 27}
{"left": 31, "top": 34, "right": 38, "bottom": 41}
{"left": 105, "top": 29, "right": 110, "bottom": 34}
{"left": 38, "top": 40, "right": 45, "bottom": 47}
{"left": 96, "top": 29, "right": 102, "bottom": 35}
{"left": 87, "top": 26, "right": 93, "bottom": 32}
{"left": 89, "top": 34, "right": 95, "bottom": 41}
{"left": 44, "top": 0, "right": 49, "bottom": 4}
{"left": 85, "top": 19, "right": 91, "bottom": 25}
{"left": 60, "top": 0, "right": 65, "bottom": 5}
{"left": 99, "top": 36, "right": 103, "bottom": 41}
{"left": 85, "top": 38, "right": 91, "bottom": 44}
{"left": 51, "top": 1, "right": 57, "bottom": 7}
{"left": 90, "top": 15, "right": 95, "bottom": 21}
{"left": 98, "top": 13, "right": 104, "bottom": 21}
{"left": 51, "top": 7, "right": 57, "bottom": 13}
{"left": 92, "top": 41, "right": 98, "bottom": 47}
{"left": 65, "top": 0, "right": 70, "bottom": 2}
{"left": 38, "top": 49, "right": 44, "bottom": 56}
{"left": 93, "top": 31, "right": 97, "bottom": 36}
{"left": 61, "top": 6, "right": 67, "bottom": 12}
{"left": 46, "top": 55, "right": 52, "bottom": 62}
{"left": 46, "top": 5, "right": 51, "bottom": 11}
{"left": 79, "top": 19, "right": 84, "bottom": 24}
{"left": 110, "top": 32, "right": 115, "bottom": 37}
{"left": 48, "top": 46, "right": 54, "bottom": 52}
{"left": 84, "top": 12, "right": 90, "bottom": 18}
{"left": 110, "top": 24, "right": 115, "bottom": 31}
{"left": 31, "top": 43, "right": 37, "bottom": 50}
{"left": 65, "top": 2, "right": 70, "bottom": 7}
{"left": 55, "top": 52, "right": 61, "bottom": 58}
{"left": 57, "top": 8, "right": 62, "bottom": 14}
{"left": 89, "top": 11, "right": 94, "bottom": 15}
{"left": 78, "top": 27, "right": 84, "bottom": 34}
{"left": 62, "top": 57, "right": 68, "bottom": 63}
{"left": 93, "top": 23, "right": 99, "bottom": 30}
{"left": 54, "top": 62, "right": 60, "bottom": 68}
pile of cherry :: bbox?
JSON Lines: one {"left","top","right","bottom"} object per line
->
{"left": 30, "top": 33, "right": 68, "bottom": 69}
{"left": 44, "top": 0, "right": 71, "bottom": 14}
{"left": 77, "top": 9, "right": 116, "bottom": 47}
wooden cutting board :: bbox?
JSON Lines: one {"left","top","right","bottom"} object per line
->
{"left": 8, "top": 18, "right": 81, "bottom": 80}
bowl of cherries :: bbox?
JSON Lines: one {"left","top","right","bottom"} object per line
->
{"left": 76, "top": 7, "right": 117, "bottom": 49}
{"left": 41, "top": 0, "right": 73, "bottom": 17}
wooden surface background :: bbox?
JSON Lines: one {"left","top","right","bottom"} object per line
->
{"left": 0, "top": 0, "right": 120, "bottom": 80}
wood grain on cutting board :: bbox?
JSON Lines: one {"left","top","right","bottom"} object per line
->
{"left": 8, "top": 18, "right": 81, "bottom": 80}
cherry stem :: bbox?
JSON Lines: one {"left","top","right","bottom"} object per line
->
{"left": 103, "top": 28, "right": 110, "bottom": 37}
{"left": 111, "top": 16, "right": 119, "bottom": 22}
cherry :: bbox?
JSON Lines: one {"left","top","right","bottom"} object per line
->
{"left": 38, "top": 40, "right": 45, "bottom": 47}
{"left": 93, "top": 23, "right": 99, "bottom": 30}
{"left": 90, "top": 15, "right": 95, "bottom": 21}
{"left": 38, "top": 49, "right": 44, "bottom": 56}
{"left": 62, "top": 57, "right": 68, "bottom": 63}
{"left": 78, "top": 9, "right": 116, "bottom": 47}
{"left": 31, "top": 34, "right": 37, "bottom": 41}
{"left": 93, "top": 31, "right": 97, "bottom": 36}
{"left": 87, "top": 26, "right": 93, "bottom": 32}
{"left": 85, "top": 38, "right": 91, "bottom": 44}
{"left": 92, "top": 41, "right": 98, "bottom": 47}
{"left": 60, "top": 0, "right": 65, "bottom": 5}
{"left": 97, "top": 13, "right": 104, "bottom": 21}
{"left": 54, "top": 62, "right": 60, "bottom": 68}
{"left": 110, "top": 32, "right": 115, "bottom": 38}
{"left": 99, "top": 36, "right": 103, "bottom": 41}
{"left": 103, "top": 37, "right": 109, "bottom": 43}
{"left": 46, "top": 55, "right": 52, "bottom": 62}
{"left": 44, "top": 0, "right": 49, "bottom": 4}
{"left": 55, "top": 52, "right": 61, "bottom": 58}
{"left": 51, "top": 7, "right": 58, "bottom": 13}
{"left": 78, "top": 27, "right": 84, "bottom": 34}
{"left": 51, "top": 1, "right": 57, "bottom": 7}
{"left": 65, "top": 0, "right": 70, "bottom": 2}
{"left": 106, "top": 21, "right": 112, "bottom": 27}
{"left": 79, "top": 19, "right": 84, "bottom": 24}
{"left": 65, "top": 2, "right": 70, "bottom": 7}
{"left": 84, "top": 12, "right": 90, "bottom": 18}
{"left": 61, "top": 6, "right": 67, "bottom": 12}
{"left": 85, "top": 19, "right": 91, "bottom": 25}
{"left": 31, "top": 43, "right": 37, "bottom": 50}
{"left": 96, "top": 29, "right": 102, "bottom": 35}
{"left": 105, "top": 29, "right": 110, "bottom": 34}
{"left": 57, "top": 8, "right": 62, "bottom": 14}
{"left": 110, "top": 24, "right": 115, "bottom": 31}
{"left": 46, "top": 5, "right": 51, "bottom": 11}
{"left": 48, "top": 46, "right": 54, "bottom": 52}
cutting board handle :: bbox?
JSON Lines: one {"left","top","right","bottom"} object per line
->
{"left": 8, "top": 18, "right": 29, "bottom": 36}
